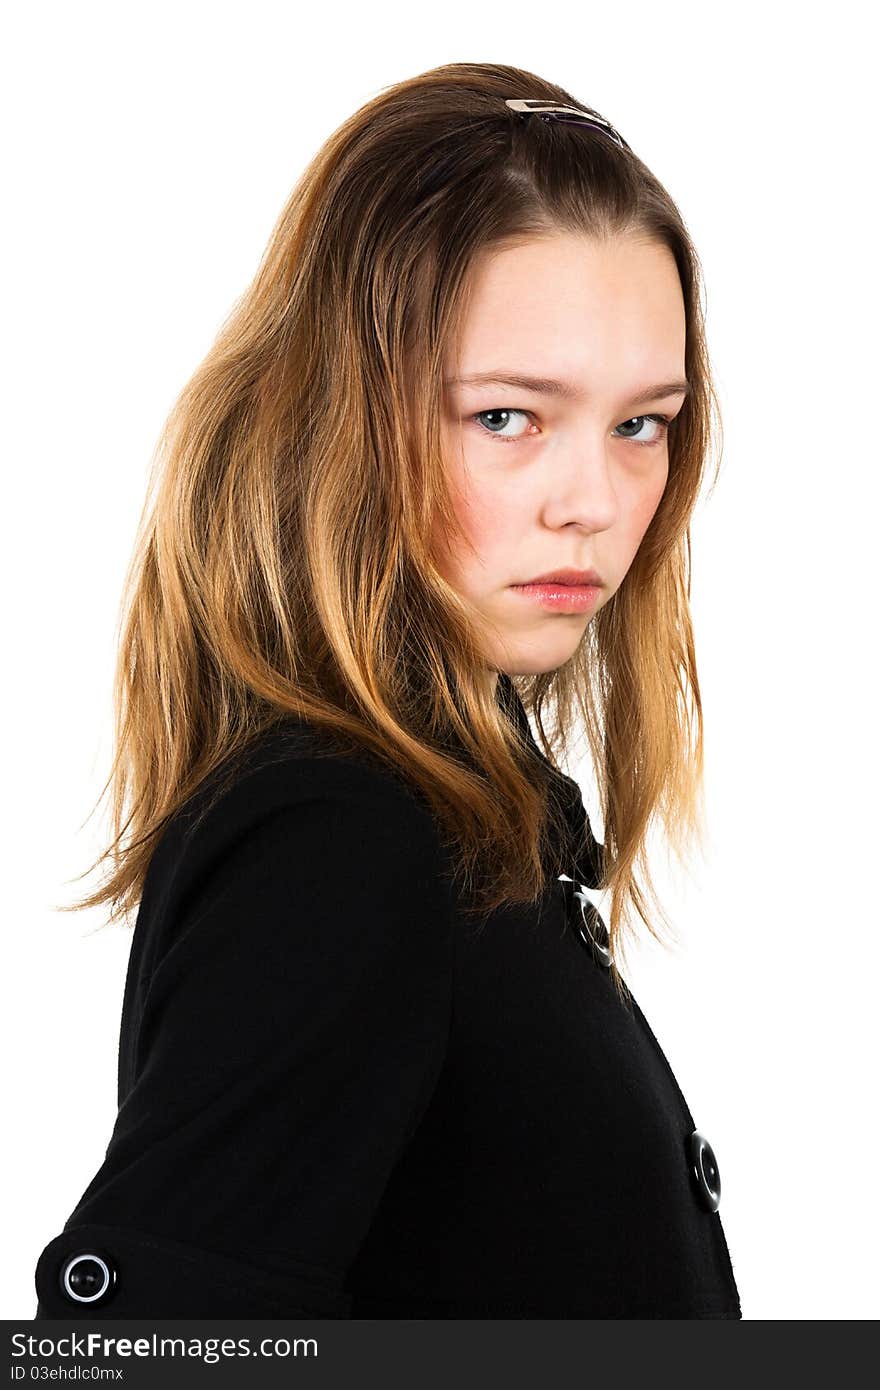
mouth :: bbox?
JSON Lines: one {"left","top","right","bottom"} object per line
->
{"left": 509, "top": 577, "right": 603, "bottom": 613}
{"left": 515, "top": 568, "right": 603, "bottom": 587}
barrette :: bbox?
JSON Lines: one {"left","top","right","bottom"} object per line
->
{"left": 504, "top": 98, "right": 628, "bottom": 151}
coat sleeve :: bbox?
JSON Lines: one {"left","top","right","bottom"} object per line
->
{"left": 33, "top": 757, "right": 456, "bottom": 1318}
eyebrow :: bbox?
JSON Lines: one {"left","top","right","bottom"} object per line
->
{"left": 444, "top": 371, "right": 691, "bottom": 405}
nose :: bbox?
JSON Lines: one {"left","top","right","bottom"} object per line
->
{"left": 542, "top": 437, "right": 619, "bottom": 533}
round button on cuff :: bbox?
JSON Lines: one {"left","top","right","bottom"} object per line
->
{"left": 689, "top": 1130, "right": 722, "bottom": 1212}
{"left": 60, "top": 1251, "right": 117, "bottom": 1305}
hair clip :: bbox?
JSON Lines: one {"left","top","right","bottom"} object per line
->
{"left": 504, "top": 98, "right": 628, "bottom": 151}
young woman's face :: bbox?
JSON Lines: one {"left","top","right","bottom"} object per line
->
{"left": 436, "top": 230, "right": 688, "bottom": 696}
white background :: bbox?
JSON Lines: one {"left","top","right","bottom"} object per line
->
{"left": 4, "top": 0, "right": 877, "bottom": 1322}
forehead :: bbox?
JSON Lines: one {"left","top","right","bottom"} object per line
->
{"left": 449, "top": 232, "right": 686, "bottom": 387}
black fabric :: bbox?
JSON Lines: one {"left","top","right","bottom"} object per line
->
{"left": 495, "top": 672, "right": 604, "bottom": 890}
{"left": 33, "top": 687, "right": 741, "bottom": 1319}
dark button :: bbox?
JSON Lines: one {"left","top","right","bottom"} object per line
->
{"left": 59, "top": 1251, "right": 117, "bottom": 1305}
{"left": 572, "top": 885, "right": 613, "bottom": 968}
{"left": 689, "top": 1130, "right": 721, "bottom": 1212}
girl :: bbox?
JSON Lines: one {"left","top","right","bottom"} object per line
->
{"left": 34, "top": 61, "right": 741, "bottom": 1319}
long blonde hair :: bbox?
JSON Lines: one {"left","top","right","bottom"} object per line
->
{"left": 62, "top": 61, "right": 722, "bottom": 991}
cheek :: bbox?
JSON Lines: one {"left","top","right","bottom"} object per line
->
{"left": 629, "top": 462, "right": 669, "bottom": 539}
{"left": 611, "top": 465, "right": 669, "bottom": 575}
{"left": 437, "top": 439, "right": 514, "bottom": 570}
{"left": 463, "top": 483, "right": 515, "bottom": 555}
{"left": 436, "top": 492, "right": 511, "bottom": 590}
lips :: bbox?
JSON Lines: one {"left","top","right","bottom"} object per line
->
{"left": 519, "top": 568, "right": 603, "bottom": 586}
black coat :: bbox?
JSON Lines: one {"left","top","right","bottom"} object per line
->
{"left": 33, "top": 676, "right": 741, "bottom": 1319}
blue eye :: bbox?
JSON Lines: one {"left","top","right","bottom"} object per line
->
{"left": 614, "top": 414, "right": 673, "bottom": 446}
{"left": 471, "top": 408, "right": 673, "bottom": 447}
{"left": 472, "top": 408, "right": 533, "bottom": 441}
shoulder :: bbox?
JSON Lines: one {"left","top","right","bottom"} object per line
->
{"left": 138, "top": 715, "right": 455, "bottom": 934}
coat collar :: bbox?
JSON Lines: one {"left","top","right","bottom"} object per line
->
{"left": 496, "top": 673, "right": 604, "bottom": 890}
